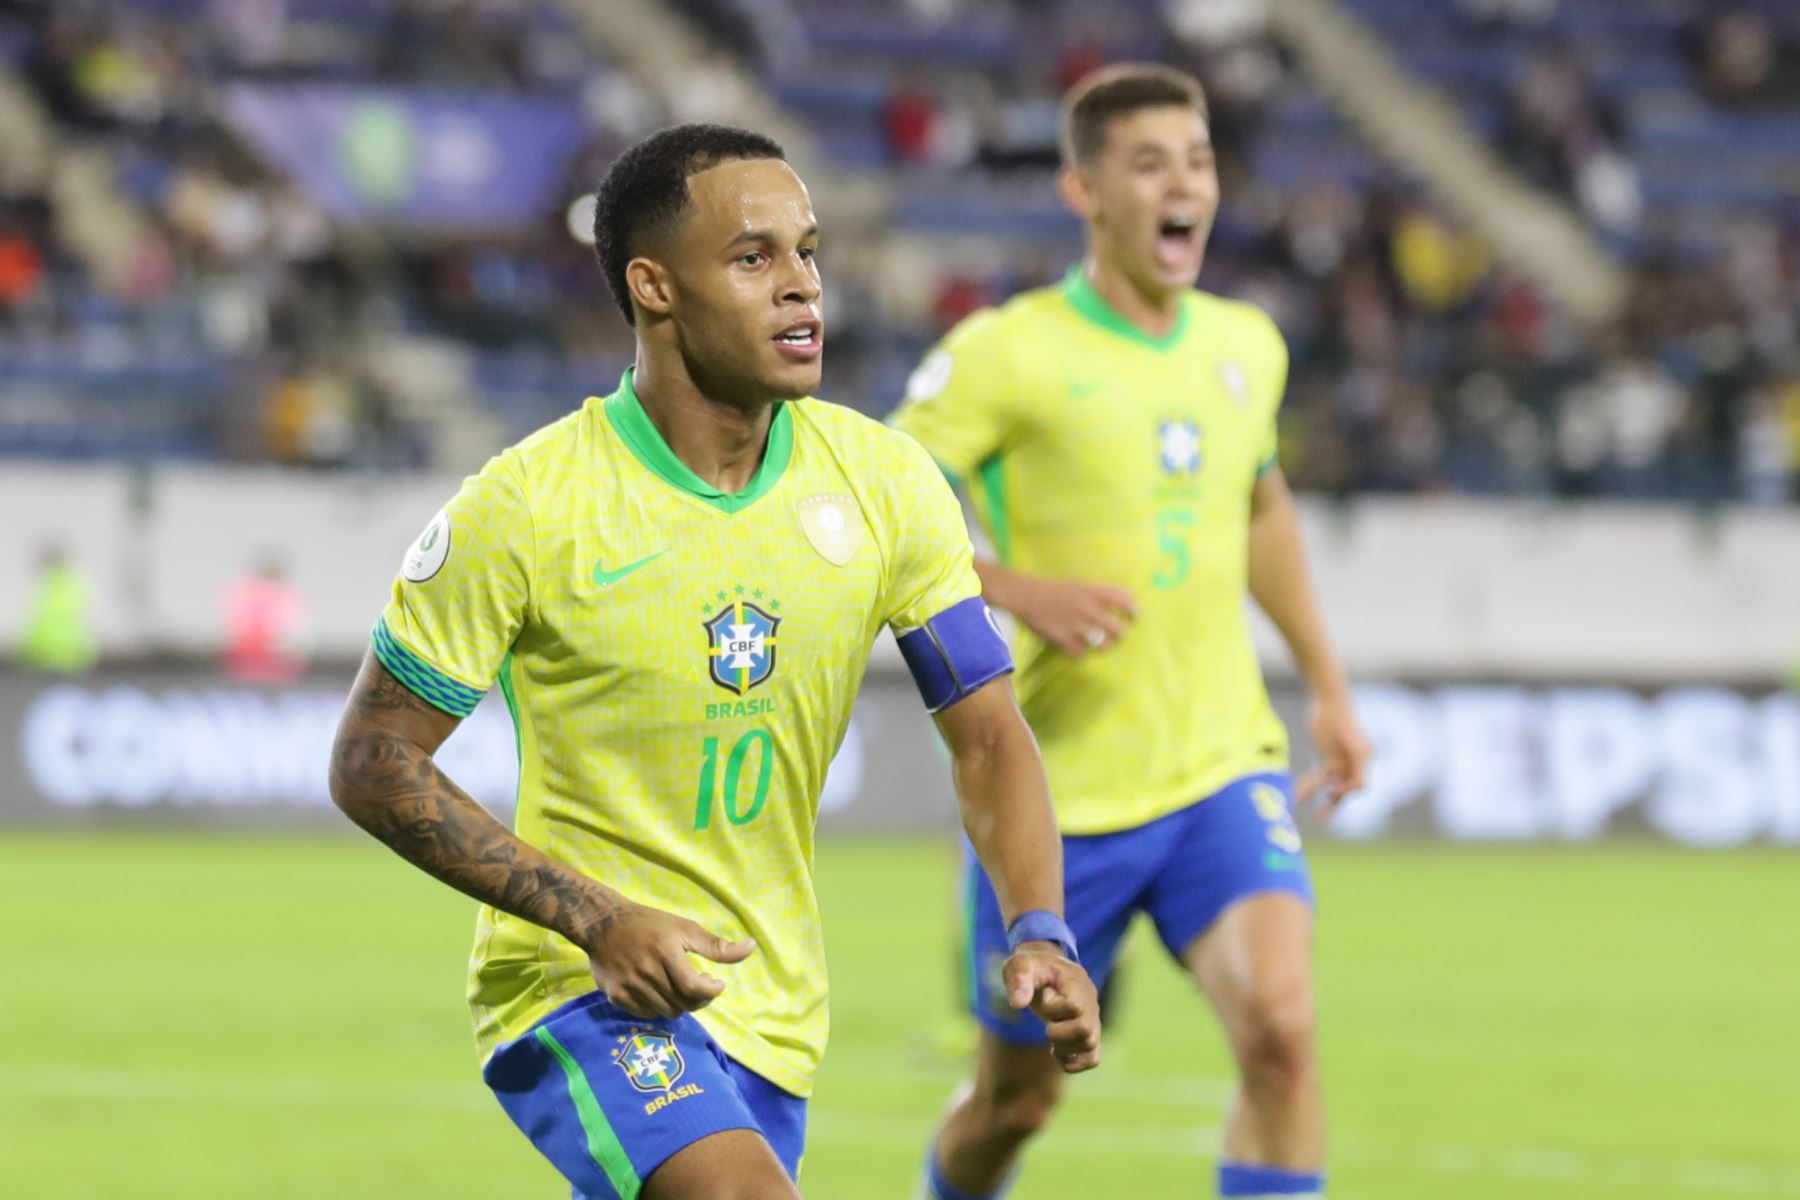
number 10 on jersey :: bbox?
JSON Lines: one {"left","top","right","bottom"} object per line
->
{"left": 694, "top": 728, "right": 774, "bottom": 829}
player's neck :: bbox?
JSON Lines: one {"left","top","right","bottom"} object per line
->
{"left": 631, "top": 357, "right": 774, "bottom": 495}
{"left": 1082, "top": 257, "right": 1184, "bottom": 339}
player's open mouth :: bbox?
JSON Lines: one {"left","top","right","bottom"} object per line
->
{"left": 1154, "top": 216, "right": 1203, "bottom": 270}
{"left": 773, "top": 321, "right": 823, "bottom": 362}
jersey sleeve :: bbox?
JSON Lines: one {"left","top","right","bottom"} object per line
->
{"left": 887, "top": 308, "right": 1019, "bottom": 484}
{"left": 880, "top": 435, "right": 984, "bottom": 633}
{"left": 374, "top": 454, "right": 534, "bottom": 717}
{"left": 1255, "top": 314, "right": 1290, "bottom": 478}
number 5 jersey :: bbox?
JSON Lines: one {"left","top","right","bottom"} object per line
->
{"left": 890, "top": 268, "right": 1291, "bottom": 838}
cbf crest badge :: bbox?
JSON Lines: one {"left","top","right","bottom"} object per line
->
{"left": 612, "top": 1032, "right": 685, "bottom": 1093}
{"left": 704, "top": 599, "right": 781, "bottom": 694}
{"left": 797, "top": 493, "right": 864, "bottom": 566}
{"left": 1158, "top": 418, "right": 1203, "bottom": 476}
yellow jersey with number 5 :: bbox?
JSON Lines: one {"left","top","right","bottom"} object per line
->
{"left": 375, "top": 369, "right": 981, "bottom": 1096}
{"left": 891, "top": 268, "right": 1289, "bottom": 836}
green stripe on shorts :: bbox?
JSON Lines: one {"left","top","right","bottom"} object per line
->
{"left": 534, "top": 1026, "right": 641, "bottom": 1199}
{"left": 963, "top": 865, "right": 981, "bottom": 1014}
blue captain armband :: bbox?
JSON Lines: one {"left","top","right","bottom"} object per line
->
{"left": 895, "top": 596, "right": 1014, "bottom": 714}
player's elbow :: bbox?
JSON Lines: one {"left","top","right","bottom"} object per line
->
{"left": 949, "top": 702, "right": 1049, "bottom": 844}
{"left": 327, "top": 723, "right": 412, "bottom": 830}
{"left": 947, "top": 690, "right": 1038, "bottom": 779}
{"left": 326, "top": 728, "right": 375, "bottom": 823}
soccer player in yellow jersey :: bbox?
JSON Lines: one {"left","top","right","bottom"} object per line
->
{"left": 327, "top": 124, "right": 1100, "bottom": 1200}
{"left": 893, "top": 67, "right": 1371, "bottom": 1200}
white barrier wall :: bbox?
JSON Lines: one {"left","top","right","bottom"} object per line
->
{"left": 1290, "top": 498, "right": 1800, "bottom": 683}
{"left": 4, "top": 465, "right": 1799, "bottom": 681}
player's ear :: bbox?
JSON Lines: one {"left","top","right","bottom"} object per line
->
{"left": 626, "top": 257, "right": 676, "bottom": 320}
{"left": 1058, "top": 166, "right": 1098, "bottom": 222}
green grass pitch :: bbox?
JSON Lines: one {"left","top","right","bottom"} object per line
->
{"left": 1, "top": 834, "right": 1796, "bottom": 1198}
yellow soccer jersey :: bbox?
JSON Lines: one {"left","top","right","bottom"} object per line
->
{"left": 375, "top": 369, "right": 981, "bottom": 1097}
{"left": 892, "top": 267, "right": 1289, "bottom": 836}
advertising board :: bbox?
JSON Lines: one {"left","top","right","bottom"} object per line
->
{"left": 4, "top": 669, "right": 1794, "bottom": 846}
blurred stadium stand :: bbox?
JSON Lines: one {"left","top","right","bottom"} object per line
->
{"left": 0, "top": 0, "right": 1795, "bottom": 842}
{"left": 0, "top": 0, "right": 1793, "bottom": 503}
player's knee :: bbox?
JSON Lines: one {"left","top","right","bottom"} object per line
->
{"left": 679, "top": 1168, "right": 802, "bottom": 1200}
{"left": 973, "top": 1069, "right": 1064, "bottom": 1143}
{"left": 727, "top": 1181, "right": 802, "bottom": 1200}
{"left": 1232, "top": 979, "right": 1316, "bottom": 1091}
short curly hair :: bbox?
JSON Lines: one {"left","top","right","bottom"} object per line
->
{"left": 592, "top": 123, "right": 787, "bottom": 325}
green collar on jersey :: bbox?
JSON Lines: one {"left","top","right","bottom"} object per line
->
{"left": 604, "top": 368, "right": 794, "bottom": 514}
{"left": 1061, "top": 265, "right": 1190, "bottom": 351}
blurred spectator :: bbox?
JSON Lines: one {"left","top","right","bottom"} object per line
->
{"left": 1165, "top": 0, "right": 1269, "bottom": 48}
{"left": 1167, "top": 0, "right": 1283, "bottom": 145}
{"left": 930, "top": 74, "right": 987, "bottom": 169}
{"left": 449, "top": 1, "right": 530, "bottom": 87}
{"left": 0, "top": 226, "right": 45, "bottom": 312}
{"left": 664, "top": 49, "right": 749, "bottom": 124}
{"left": 1390, "top": 206, "right": 1489, "bottom": 314}
{"left": 0, "top": 0, "right": 1794, "bottom": 514}
{"left": 979, "top": 74, "right": 1062, "bottom": 172}
{"left": 883, "top": 80, "right": 938, "bottom": 165}
{"left": 223, "top": 557, "right": 308, "bottom": 683}
{"left": 905, "top": 0, "right": 964, "bottom": 22}
{"left": 1746, "top": 371, "right": 1800, "bottom": 503}
{"left": 17, "top": 543, "right": 97, "bottom": 675}
{"left": 1740, "top": 383, "right": 1794, "bottom": 505}
{"left": 165, "top": 156, "right": 270, "bottom": 265}
{"left": 374, "top": 0, "right": 437, "bottom": 83}
{"left": 264, "top": 362, "right": 357, "bottom": 467}
{"left": 930, "top": 272, "right": 997, "bottom": 333}
{"left": 583, "top": 73, "right": 659, "bottom": 142}
{"left": 1556, "top": 350, "right": 1688, "bottom": 497}
{"left": 210, "top": 0, "right": 289, "bottom": 70}
{"left": 1456, "top": 0, "right": 1556, "bottom": 29}
{"left": 1692, "top": 8, "right": 1800, "bottom": 110}
{"left": 1053, "top": 36, "right": 1108, "bottom": 96}
{"left": 685, "top": 0, "right": 807, "bottom": 75}
{"left": 1499, "top": 48, "right": 1641, "bottom": 233}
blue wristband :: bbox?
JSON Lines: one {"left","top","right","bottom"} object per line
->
{"left": 1006, "top": 910, "right": 1079, "bottom": 963}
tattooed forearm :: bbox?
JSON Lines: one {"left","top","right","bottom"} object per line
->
{"left": 329, "top": 662, "right": 628, "bottom": 948}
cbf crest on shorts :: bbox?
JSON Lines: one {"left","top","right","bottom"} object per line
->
{"left": 1253, "top": 782, "right": 1303, "bottom": 854}
{"left": 612, "top": 1031, "right": 685, "bottom": 1093}
{"left": 704, "top": 598, "right": 781, "bottom": 695}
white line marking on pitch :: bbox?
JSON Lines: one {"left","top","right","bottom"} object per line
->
{"left": 0, "top": 1065, "right": 496, "bottom": 1115}
{"left": 5, "top": 1064, "right": 1799, "bottom": 1196}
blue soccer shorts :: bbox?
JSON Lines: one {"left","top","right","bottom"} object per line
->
{"left": 482, "top": 992, "right": 806, "bottom": 1199}
{"left": 966, "top": 771, "right": 1315, "bottom": 1043}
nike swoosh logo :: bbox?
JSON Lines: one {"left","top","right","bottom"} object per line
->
{"left": 592, "top": 549, "right": 668, "bottom": 587}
